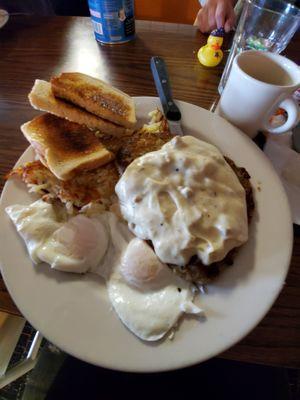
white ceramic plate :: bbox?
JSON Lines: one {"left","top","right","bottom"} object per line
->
{"left": 0, "top": 97, "right": 293, "bottom": 372}
{"left": 0, "top": 9, "right": 9, "bottom": 29}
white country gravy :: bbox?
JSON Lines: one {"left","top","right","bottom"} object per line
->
{"left": 115, "top": 136, "right": 248, "bottom": 266}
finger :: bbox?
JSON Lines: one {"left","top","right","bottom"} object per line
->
{"left": 224, "top": 8, "right": 236, "bottom": 32}
{"left": 194, "top": 11, "right": 202, "bottom": 29}
{"left": 208, "top": 7, "right": 217, "bottom": 32}
{"left": 202, "top": 9, "right": 214, "bottom": 33}
{"left": 224, "top": 15, "right": 235, "bottom": 32}
{"left": 196, "top": 12, "right": 209, "bottom": 33}
{"left": 193, "top": 9, "right": 201, "bottom": 26}
{"left": 215, "top": 2, "right": 226, "bottom": 29}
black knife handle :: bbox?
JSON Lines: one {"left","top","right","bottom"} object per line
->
{"left": 150, "top": 56, "right": 181, "bottom": 121}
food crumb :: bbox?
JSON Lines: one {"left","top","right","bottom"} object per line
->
{"left": 168, "top": 330, "right": 175, "bottom": 340}
{"left": 134, "top": 195, "right": 142, "bottom": 203}
{"left": 257, "top": 186, "right": 261, "bottom": 192}
{"left": 198, "top": 284, "right": 207, "bottom": 294}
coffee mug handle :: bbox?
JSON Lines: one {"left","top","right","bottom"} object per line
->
{"left": 264, "top": 97, "right": 300, "bottom": 135}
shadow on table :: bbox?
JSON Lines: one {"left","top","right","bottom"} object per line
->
{"left": 45, "top": 356, "right": 291, "bottom": 400}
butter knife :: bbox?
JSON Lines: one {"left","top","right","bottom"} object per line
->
{"left": 150, "top": 56, "right": 183, "bottom": 136}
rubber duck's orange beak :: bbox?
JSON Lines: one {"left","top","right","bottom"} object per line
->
{"left": 211, "top": 43, "right": 221, "bottom": 51}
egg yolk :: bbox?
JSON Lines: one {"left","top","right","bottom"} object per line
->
{"left": 120, "top": 238, "right": 165, "bottom": 288}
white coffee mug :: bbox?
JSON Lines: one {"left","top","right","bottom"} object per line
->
{"left": 219, "top": 51, "right": 300, "bottom": 138}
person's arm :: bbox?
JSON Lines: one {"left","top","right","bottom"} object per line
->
{"left": 194, "top": 0, "right": 238, "bottom": 33}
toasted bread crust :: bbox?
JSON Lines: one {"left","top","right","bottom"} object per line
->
{"left": 51, "top": 73, "right": 136, "bottom": 128}
{"left": 28, "top": 80, "right": 130, "bottom": 136}
{"left": 21, "top": 114, "right": 114, "bottom": 180}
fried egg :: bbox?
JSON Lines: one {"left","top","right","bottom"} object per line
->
{"left": 6, "top": 200, "right": 203, "bottom": 341}
{"left": 6, "top": 200, "right": 108, "bottom": 273}
{"left": 106, "top": 238, "right": 202, "bottom": 341}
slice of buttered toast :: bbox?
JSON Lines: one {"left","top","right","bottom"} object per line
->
{"left": 21, "top": 114, "right": 114, "bottom": 180}
{"left": 28, "top": 80, "right": 129, "bottom": 136}
{"left": 50, "top": 72, "right": 136, "bottom": 128}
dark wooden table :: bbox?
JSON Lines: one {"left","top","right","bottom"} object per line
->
{"left": 0, "top": 16, "right": 299, "bottom": 369}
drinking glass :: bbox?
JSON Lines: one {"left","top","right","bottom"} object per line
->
{"left": 218, "top": 0, "right": 300, "bottom": 94}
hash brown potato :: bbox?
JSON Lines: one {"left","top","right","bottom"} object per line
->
{"left": 117, "top": 130, "right": 174, "bottom": 169}
{"left": 8, "top": 160, "right": 119, "bottom": 209}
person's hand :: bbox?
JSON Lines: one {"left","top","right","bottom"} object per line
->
{"left": 194, "top": 0, "right": 237, "bottom": 33}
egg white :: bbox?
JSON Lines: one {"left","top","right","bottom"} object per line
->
{"left": 6, "top": 200, "right": 109, "bottom": 273}
{"left": 6, "top": 200, "right": 203, "bottom": 341}
{"left": 106, "top": 238, "right": 202, "bottom": 341}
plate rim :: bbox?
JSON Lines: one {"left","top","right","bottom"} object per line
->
{"left": 0, "top": 9, "right": 9, "bottom": 29}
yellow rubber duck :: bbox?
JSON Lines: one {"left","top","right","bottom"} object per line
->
{"left": 198, "top": 28, "right": 224, "bottom": 67}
